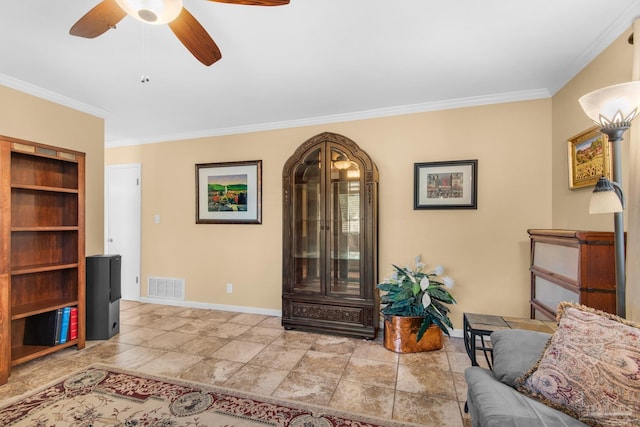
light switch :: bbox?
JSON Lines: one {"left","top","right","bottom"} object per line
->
{"left": 154, "top": 214, "right": 160, "bottom": 224}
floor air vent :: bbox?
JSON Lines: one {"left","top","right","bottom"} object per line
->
{"left": 148, "top": 277, "right": 185, "bottom": 300}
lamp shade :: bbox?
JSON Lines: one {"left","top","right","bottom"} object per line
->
{"left": 589, "top": 177, "right": 623, "bottom": 214}
{"left": 578, "top": 81, "right": 640, "bottom": 127}
{"left": 115, "top": 0, "right": 183, "bottom": 24}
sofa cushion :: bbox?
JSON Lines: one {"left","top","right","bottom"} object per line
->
{"left": 465, "top": 366, "right": 588, "bottom": 427}
{"left": 491, "top": 329, "right": 551, "bottom": 387}
{"left": 515, "top": 302, "right": 640, "bottom": 427}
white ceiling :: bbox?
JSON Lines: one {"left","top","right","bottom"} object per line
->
{"left": 1, "top": 1, "right": 639, "bottom": 147}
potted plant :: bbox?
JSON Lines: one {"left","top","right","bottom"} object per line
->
{"left": 377, "top": 255, "right": 456, "bottom": 353}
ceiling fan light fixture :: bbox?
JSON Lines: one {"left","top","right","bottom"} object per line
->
{"left": 115, "top": 0, "right": 183, "bottom": 24}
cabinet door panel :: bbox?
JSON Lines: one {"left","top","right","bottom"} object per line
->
{"left": 329, "top": 156, "right": 361, "bottom": 297}
{"left": 292, "top": 149, "right": 322, "bottom": 293}
{"left": 533, "top": 242, "right": 578, "bottom": 281}
{"left": 533, "top": 275, "right": 579, "bottom": 311}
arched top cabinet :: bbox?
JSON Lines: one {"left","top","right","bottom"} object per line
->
{"left": 282, "top": 132, "right": 379, "bottom": 338}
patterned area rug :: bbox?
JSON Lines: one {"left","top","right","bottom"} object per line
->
{"left": 0, "top": 364, "right": 416, "bottom": 426}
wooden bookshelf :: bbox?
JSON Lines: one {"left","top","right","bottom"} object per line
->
{"left": 0, "top": 136, "right": 85, "bottom": 384}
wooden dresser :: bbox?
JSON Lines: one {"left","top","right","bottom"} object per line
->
{"left": 528, "top": 229, "right": 617, "bottom": 320}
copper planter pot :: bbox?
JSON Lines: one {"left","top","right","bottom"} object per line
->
{"left": 383, "top": 315, "right": 443, "bottom": 353}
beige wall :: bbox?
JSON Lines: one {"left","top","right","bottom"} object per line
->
{"left": 106, "top": 99, "right": 552, "bottom": 328}
{"left": 552, "top": 28, "right": 635, "bottom": 229}
{"left": 0, "top": 85, "right": 105, "bottom": 255}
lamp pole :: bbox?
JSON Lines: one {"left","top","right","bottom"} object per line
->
{"left": 601, "top": 125, "right": 628, "bottom": 318}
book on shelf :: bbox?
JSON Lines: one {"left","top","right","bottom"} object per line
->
{"left": 23, "top": 308, "right": 63, "bottom": 346}
{"left": 69, "top": 306, "right": 78, "bottom": 341}
{"left": 59, "top": 307, "right": 71, "bottom": 344}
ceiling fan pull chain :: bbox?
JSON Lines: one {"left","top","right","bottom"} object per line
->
{"left": 141, "top": 24, "right": 150, "bottom": 83}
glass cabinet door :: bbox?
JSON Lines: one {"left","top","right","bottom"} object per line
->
{"left": 292, "top": 148, "right": 322, "bottom": 292}
{"left": 329, "top": 147, "right": 361, "bottom": 296}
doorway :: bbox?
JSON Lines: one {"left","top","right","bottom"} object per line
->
{"left": 105, "top": 163, "right": 141, "bottom": 301}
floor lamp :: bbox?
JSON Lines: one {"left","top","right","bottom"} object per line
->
{"left": 578, "top": 81, "right": 640, "bottom": 318}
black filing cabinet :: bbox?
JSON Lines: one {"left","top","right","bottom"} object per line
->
{"left": 86, "top": 254, "right": 121, "bottom": 340}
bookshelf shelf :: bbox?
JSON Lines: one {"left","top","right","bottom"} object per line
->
{"left": 0, "top": 136, "right": 86, "bottom": 385}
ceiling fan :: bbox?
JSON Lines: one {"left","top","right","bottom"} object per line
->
{"left": 69, "top": 0, "right": 290, "bottom": 66}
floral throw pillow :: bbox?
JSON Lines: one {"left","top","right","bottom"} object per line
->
{"left": 515, "top": 302, "right": 640, "bottom": 427}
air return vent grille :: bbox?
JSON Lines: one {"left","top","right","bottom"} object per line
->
{"left": 148, "top": 277, "right": 185, "bottom": 300}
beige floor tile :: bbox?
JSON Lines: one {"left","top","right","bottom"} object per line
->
{"left": 445, "top": 337, "right": 467, "bottom": 353}
{"left": 104, "top": 346, "right": 168, "bottom": 369}
{"left": 452, "top": 371, "right": 468, "bottom": 402}
{"left": 272, "top": 371, "right": 338, "bottom": 405}
{"left": 172, "top": 308, "right": 212, "bottom": 318}
{"left": 237, "top": 326, "right": 284, "bottom": 344}
{"left": 117, "top": 323, "right": 140, "bottom": 335}
{"left": 223, "top": 364, "right": 289, "bottom": 396}
{"left": 202, "top": 310, "right": 240, "bottom": 322}
{"left": 178, "top": 357, "right": 244, "bottom": 385}
{"left": 212, "top": 340, "right": 266, "bottom": 363}
{"left": 342, "top": 357, "right": 397, "bottom": 388}
{"left": 120, "top": 313, "right": 165, "bottom": 327}
{"left": 173, "top": 318, "right": 225, "bottom": 335}
{"left": 310, "top": 335, "right": 358, "bottom": 355}
{"left": 399, "top": 349, "right": 450, "bottom": 370}
{"left": 329, "top": 379, "right": 395, "bottom": 419}
{"left": 248, "top": 345, "right": 306, "bottom": 370}
{"left": 228, "top": 313, "right": 268, "bottom": 326}
{"left": 123, "top": 303, "right": 162, "bottom": 315}
{"left": 136, "top": 351, "right": 203, "bottom": 377}
{"left": 66, "top": 341, "right": 135, "bottom": 365}
{"left": 256, "top": 316, "right": 282, "bottom": 329}
{"left": 293, "top": 350, "right": 350, "bottom": 379}
{"left": 174, "top": 336, "right": 231, "bottom": 356}
{"left": 206, "top": 322, "right": 253, "bottom": 339}
{"left": 112, "top": 327, "right": 166, "bottom": 346}
{"left": 146, "top": 315, "right": 193, "bottom": 331}
{"left": 271, "top": 330, "right": 319, "bottom": 350}
{"left": 352, "top": 340, "right": 399, "bottom": 364}
{"left": 396, "top": 363, "right": 457, "bottom": 400}
{"left": 448, "top": 351, "right": 473, "bottom": 374}
{"left": 143, "top": 331, "right": 200, "bottom": 350}
{"left": 149, "top": 305, "right": 190, "bottom": 316}
{"left": 119, "top": 300, "right": 142, "bottom": 310}
{"left": 393, "top": 390, "right": 463, "bottom": 426}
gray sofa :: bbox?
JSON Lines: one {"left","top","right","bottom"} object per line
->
{"left": 464, "top": 329, "right": 587, "bottom": 427}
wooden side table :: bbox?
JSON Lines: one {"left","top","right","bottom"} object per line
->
{"left": 463, "top": 313, "right": 557, "bottom": 369}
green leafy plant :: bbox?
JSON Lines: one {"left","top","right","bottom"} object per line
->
{"left": 377, "top": 256, "right": 456, "bottom": 340}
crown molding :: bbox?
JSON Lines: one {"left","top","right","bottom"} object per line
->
{"left": 0, "top": 73, "right": 108, "bottom": 119}
{"left": 106, "top": 88, "right": 550, "bottom": 148}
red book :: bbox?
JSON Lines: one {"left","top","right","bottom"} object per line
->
{"left": 69, "top": 307, "right": 78, "bottom": 341}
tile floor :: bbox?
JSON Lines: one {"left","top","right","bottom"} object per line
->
{"left": 0, "top": 300, "right": 474, "bottom": 426}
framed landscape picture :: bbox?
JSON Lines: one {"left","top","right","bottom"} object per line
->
{"left": 567, "top": 127, "right": 611, "bottom": 189}
{"left": 195, "top": 160, "right": 262, "bottom": 224}
{"left": 414, "top": 159, "right": 478, "bottom": 210}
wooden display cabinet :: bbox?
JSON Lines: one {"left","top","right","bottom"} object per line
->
{"left": 282, "top": 132, "right": 379, "bottom": 339}
{"left": 0, "top": 136, "right": 85, "bottom": 385}
{"left": 528, "top": 229, "right": 617, "bottom": 320}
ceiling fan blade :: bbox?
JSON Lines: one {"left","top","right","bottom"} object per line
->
{"left": 208, "top": 0, "right": 290, "bottom": 6}
{"left": 168, "top": 7, "right": 222, "bottom": 66}
{"left": 69, "top": 0, "right": 127, "bottom": 38}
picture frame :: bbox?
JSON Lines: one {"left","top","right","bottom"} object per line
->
{"left": 414, "top": 159, "right": 478, "bottom": 210}
{"left": 195, "top": 160, "right": 262, "bottom": 224}
{"left": 567, "top": 126, "right": 611, "bottom": 189}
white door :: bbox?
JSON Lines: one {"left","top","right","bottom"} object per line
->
{"left": 105, "top": 164, "right": 141, "bottom": 300}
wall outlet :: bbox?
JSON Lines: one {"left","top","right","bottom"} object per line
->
{"left": 226, "top": 283, "right": 233, "bottom": 293}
